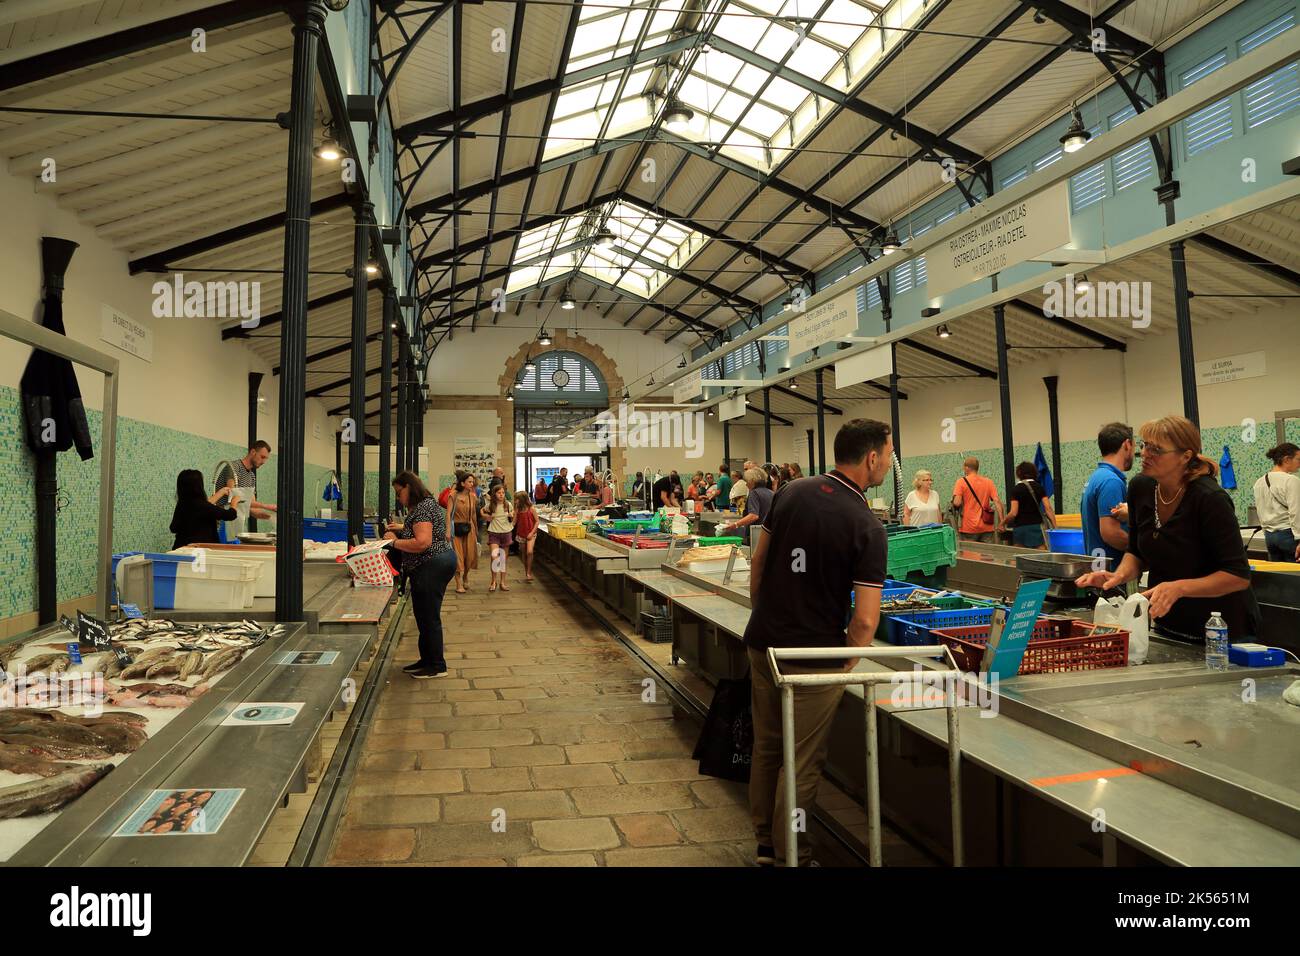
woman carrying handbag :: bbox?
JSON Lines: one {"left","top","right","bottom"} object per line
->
{"left": 1001, "top": 461, "right": 1056, "bottom": 549}
{"left": 446, "top": 470, "right": 479, "bottom": 592}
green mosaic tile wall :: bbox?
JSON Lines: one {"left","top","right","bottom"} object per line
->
{"left": 0, "top": 385, "right": 341, "bottom": 622}
{"left": 867, "top": 420, "right": 1300, "bottom": 522}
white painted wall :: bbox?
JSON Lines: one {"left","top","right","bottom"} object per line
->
{"left": 0, "top": 165, "right": 336, "bottom": 471}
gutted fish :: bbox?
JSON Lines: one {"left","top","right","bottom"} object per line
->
{"left": 0, "top": 764, "right": 113, "bottom": 819}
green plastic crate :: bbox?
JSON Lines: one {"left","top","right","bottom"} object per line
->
{"left": 609, "top": 519, "right": 658, "bottom": 532}
{"left": 885, "top": 524, "right": 957, "bottom": 578}
{"left": 693, "top": 536, "right": 743, "bottom": 547}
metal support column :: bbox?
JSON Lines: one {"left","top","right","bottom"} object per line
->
{"left": 723, "top": 420, "right": 731, "bottom": 468}
{"left": 414, "top": 376, "right": 424, "bottom": 476}
{"left": 993, "top": 303, "right": 1014, "bottom": 503}
{"left": 889, "top": 345, "right": 902, "bottom": 506}
{"left": 246, "top": 372, "right": 263, "bottom": 533}
{"left": 347, "top": 201, "right": 372, "bottom": 544}
{"left": 1169, "top": 239, "right": 1200, "bottom": 425}
{"left": 1043, "top": 375, "right": 1063, "bottom": 514}
{"left": 815, "top": 367, "right": 826, "bottom": 475}
{"left": 392, "top": 335, "right": 408, "bottom": 476}
{"left": 273, "top": 0, "right": 328, "bottom": 623}
{"left": 763, "top": 386, "right": 772, "bottom": 463}
{"left": 379, "top": 287, "right": 395, "bottom": 519}
{"left": 804, "top": 429, "right": 814, "bottom": 473}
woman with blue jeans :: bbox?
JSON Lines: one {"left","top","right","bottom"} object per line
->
{"left": 385, "top": 470, "right": 458, "bottom": 679}
{"left": 1001, "top": 461, "right": 1056, "bottom": 549}
{"left": 1252, "top": 443, "right": 1300, "bottom": 562}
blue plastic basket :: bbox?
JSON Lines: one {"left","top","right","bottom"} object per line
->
{"left": 111, "top": 552, "right": 197, "bottom": 609}
{"left": 887, "top": 605, "right": 1000, "bottom": 646}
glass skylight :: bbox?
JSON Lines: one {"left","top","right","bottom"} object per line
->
{"left": 506, "top": 199, "right": 705, "bottom": 300}
{"left": 542, "top": 0, "right": 927, "bottom": 172}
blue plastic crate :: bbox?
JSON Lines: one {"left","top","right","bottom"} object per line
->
{"left": 111, "top": 552, "right": 196, "bottom": 609}
{"left": 1045, "top": 529, "right": 1086, "bottom": 554}
{"left": 887, "top": 606, "right": 1000, "bottom": 646}
{"left": 304, "top": 517, "right": 348, "bottom": 542}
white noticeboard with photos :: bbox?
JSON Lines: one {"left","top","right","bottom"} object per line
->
{"left": 453, "top": 437, "right": 496, "bottom": 488}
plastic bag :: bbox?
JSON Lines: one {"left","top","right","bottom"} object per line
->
{"left": 1119, "top": 593, "right": 1150, "bottom": 665}
{"left": 692, "top": 677, "right": 753, "bottom": 782}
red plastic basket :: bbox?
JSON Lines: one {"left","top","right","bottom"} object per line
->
{"left": 932, "top": 619, "right": 1129, "bottom": 674}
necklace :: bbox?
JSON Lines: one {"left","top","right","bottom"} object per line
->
{"left": 1156, "top": 481, "right": 1184, "bottom": 506}
{"left": 1153, "top": 481, "right": 1185, "bottom": 531}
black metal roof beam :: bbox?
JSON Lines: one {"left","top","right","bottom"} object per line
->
{"left": 771, "top": 384, "right": 842, "bottom": 413}
{"left": 898, "top": 339, "right": 997, "bottom": 378}
{"left": 306, "top": 359, "right": 398, "bottom": 399}
{"left": 226, "top": 280, "right": 381, "bottom": 343}
{"left": 1191, "top": 233, "right": 1300, "bottom": 294}
{"left": 705, "top": 35, "right": 982, "bottom": 168}
{"left": 0, "top": 0, "right": 284, "bottom": 94}
{"left": 1006, "top": 298, "right": 1127, "bottom": 350}
{"left": 479, "top": 0, "right": 526, "bottom": 327}
{"left": 130, "top": 193, "right": 351, "bottom": 275}
{"left": 1031, "top": 1, "right": 1161, "bottom": 67}
{"left": 419, "top": 192, "right": 620, "bottom": 267}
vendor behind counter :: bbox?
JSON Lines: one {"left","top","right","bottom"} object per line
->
{"left": 1077, "top": 416, "right": 1261, "bottom": 641}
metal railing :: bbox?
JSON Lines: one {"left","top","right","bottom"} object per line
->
{"left": 767, "top": 644, "right": 966, "bottom": 868}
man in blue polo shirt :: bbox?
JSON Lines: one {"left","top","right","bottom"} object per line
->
{"left": 1081, "top": 422, "right": 1134, "bottom": 570}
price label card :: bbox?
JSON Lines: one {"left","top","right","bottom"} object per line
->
{"left": 120, "top": 603, "right": 144, "bottom": 619}
{"left": 78, "top": 610, "right": 112, "bottom": 649}
{"left": 113, "top": 645, "right": 134, "bottom": 666}
{"left": 67, "top": 643, "right": 83, "bottom": 665}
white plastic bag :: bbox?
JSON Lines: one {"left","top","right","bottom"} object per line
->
{"left": 1093, "top": 595, "right": 1122, "bottom": 626}
{"left": 1118, "top": 593, "right": 1150, "bottom": 665}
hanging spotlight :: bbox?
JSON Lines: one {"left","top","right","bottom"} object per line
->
{"left": 365, "top": 260, "right": 379, "bottom": 276}
{"left": 647, "top": 374, "right": 655, "bottom": 386}
{"left": 936, "top": 323, "right": 952, "bottom": 338}
{"left": 881, "top": 230, "right": 901, "bottom": 255}
{"left": 538, "top": 328, "right": 552, "bottom": 345}
{"left": 559, "top": 288, "right": 575, "bottom": 310}
{"left": 313, "top": 129, "right": 346, "bottom": 161}
{"left": 678, "top": 356, "right": 688, "bottom": 368}
{"left": 707, "top": 407, "right": 715, "bottom": 416}
{"left": 662, "top": 100, "right": 695, "bottom": 133}
{"left": 524, "top": 354, "right": 536, "bottom": 371}
{"left": 1060, "top": 106, "right": 1091, "bottom": 153}
{"left": 507, "top": 390, "right": 514, "bottom": 402}
{"left": 593, "top": 226, "right": 616, "bottom": 248}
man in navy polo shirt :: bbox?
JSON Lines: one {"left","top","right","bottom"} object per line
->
{"left": 744, "top": 419, "right": 892, "bottom": 867}
{"left": 1081, "top": 422, "right": 1134, "bottom": 571}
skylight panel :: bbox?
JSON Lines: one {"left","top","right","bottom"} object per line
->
{"left": 813, "top": 0, "right": 876, "bottom": 48}
{"left": 763, "top": 74, "right": 807, "bottom": 110}
{"left": 742, "top": 100, "right": 786, "bottom": 137}
{"left": 787, "top": 36, "right": 842, "bottom": 80}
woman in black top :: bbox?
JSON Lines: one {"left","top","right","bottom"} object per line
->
{"left": 170, "top": 469, "right": 239, "bottom": 549}
{"left": 384, "top": 470, "right": 457, "bottom": 678}
{"left": 1077, "top": 416, "right": 1259, "bottom": 640}
{"left": 1001, "top": 461, "right": 1056, "bottom": 549}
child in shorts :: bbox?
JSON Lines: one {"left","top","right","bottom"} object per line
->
{"left": 480, "top": 484, "right": 515, "bottom": 592}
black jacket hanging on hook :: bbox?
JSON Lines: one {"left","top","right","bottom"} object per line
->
{"left": 21, "top": 237, "right": 93, "bottom": 461}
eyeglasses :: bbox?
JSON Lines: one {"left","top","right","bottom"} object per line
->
{"left": 1137, "top": 440, "right": 1180, "bottom": 456}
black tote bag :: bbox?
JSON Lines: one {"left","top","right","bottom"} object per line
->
{"left": 692, "top": 677, "right": 753, "bottom": 782}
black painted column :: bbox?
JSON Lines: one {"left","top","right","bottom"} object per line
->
{"left": 723, "top": 420, "right": 730, "bottom": 467}
{"left": 815, "top": 367, "right": 826, "bottom": 475}
{"left": 347, "top": 201, "right": 372, "bottom": 544}
{"left": 247, "top": 372, "right": 262, "bottom": 533}
{"left": 763, "top": 387, "right": 772, "bottom": 463}
{"left": 379, "top": 287, "right": 395, "bottom": 518}
{"left": 1169, "top": 239, "right": 1200, "bottom": 425}
{"left": 993, "top": 303, "right": 1015, "bottom": 505}
{"left": 1043, "top": 375, "right": 1063, "bottom": 514}
{"left": 804, "top": 429, "right": 813, "bottom": 473}
{"left": 274, "top": 0, "right": 327, "bottom": 623}
{"left": 414, "top": 366, "right": 424, "bottom": 477}
{"left": 396, "top": 332, "right": 408, "bottom": 478}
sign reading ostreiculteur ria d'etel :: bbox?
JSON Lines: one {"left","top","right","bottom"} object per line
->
{"left": 926, "top": 181, "right": 1072, "bottom": 297}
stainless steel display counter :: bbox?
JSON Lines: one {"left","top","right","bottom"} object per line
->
{"left": 540, "top": 531, "right": 1300, "bottom": 866}
{"left": 6, "top": 619, "right": 364, "bottom": 866}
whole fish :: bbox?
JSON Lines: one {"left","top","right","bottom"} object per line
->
{"left": 177, "top": 650, "right": 203, "bottom": 681}
{"left": 0, "top": 721, "right": 105, "bottom": 746}
{"left": 20, "top": 653, "right": 67, "bottom": 672}
{"left": 0, "top": 763, "right": 113, "bottom": 819}
{"left": 145, "top": 656, "right": 183, "bottom": 679}
{"left": 0, "top": 745, "right": 80, "bottom": 778}
{"left": 201, "top": 647, "right": 244, "bottom": 679}
{"left": 0, "top": 734, "right": 114, "bottom": 761}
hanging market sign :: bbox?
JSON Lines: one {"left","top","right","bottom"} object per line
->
{"left": 718, "top": 395, "right": 746, "bottom": 421}
{"left": 100, "top": 305, "right": 153, "bottom": 362}
{"left": 1196, "top": 351, "right": 1266, "bottom": 386}
{"left": 673, "top": 369, "right": 703, "bottom": 404}
{"left": 926, "top": 182, "right": 1072, "bottom": 297}
{"left": 835, "top": 344, "right": 892, "bottom": 389}
{"left": 787, "top": 289, "right": 859, "bottom": 353}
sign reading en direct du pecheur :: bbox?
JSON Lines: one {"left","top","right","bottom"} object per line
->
{"left": 1196, "top": 351, "right": 1266, "bottom": 386}
{"left": 100, "top": 304, "right": 153, "bottom": 362}
{"left": 786, "top": 289, "right": 859, "bottom": 353}
{"left": 925, "top": 182, "right": 1072, "bottom": 297}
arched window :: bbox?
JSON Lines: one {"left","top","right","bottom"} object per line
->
{"left": 514, "top": 350, "right": 608, "bottom": 407}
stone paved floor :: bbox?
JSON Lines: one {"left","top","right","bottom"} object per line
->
{"left": 326, "top": 556, "right": 755, "bottom": 867}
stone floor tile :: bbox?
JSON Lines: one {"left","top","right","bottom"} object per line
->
{"left": 603, "top": 844, "right": 747, "bottom": 867}
{"left": 615, "top": 758, "right": 707, "bottom": 784}
{"left": 441, "top": 790, "right": 575, "bottom": 824}
{"left": 516, "top": 853, "right": 598, "bottom": 867}
{"left": 331, "top": 827, "right": 416, "bottom": 863}
{"left": 670, "top": 806, "right": 754, "bottom": 843}
{"left": 350, "top": 770, "right": 464, "bottom": 796}
{"left": 531, "top": 763, "right": 620, "bottom": 790}
{"left": 417, "top": 748, "right": 493, "bottom": 770}
{"left": 569, "top": 783, "right": 695, "bottom": 816}
{"left": 613, "top": 813, "right": 685, "bottom": 847}
{"left": 447, "top": 729, "right": 537, "bottom": 749}
{"left": 365, "top": 732, "right": 446, "bottom": 753}
{"left": 531, "top": 818, "right": 620, "bottom": 852}
{"left": 344, "top": 795, "right": 441, "bottom": 826}
{"left": 466, "top": 767, "right": 535, "bottom": 792}
{"left": 565, "top": 743, "right": 625, "bottom": 763}
{"left": 411, "top": 824, "right": 535, "bottom": 862}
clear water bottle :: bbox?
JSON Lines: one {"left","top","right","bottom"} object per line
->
{"left": 1205, "top": 612, "right": 1229, "bottom": 671}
